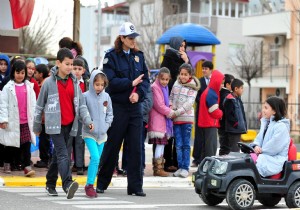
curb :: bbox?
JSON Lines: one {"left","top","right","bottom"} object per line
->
{"left": 0, "top": 176, "right": 193, "bottom": 188}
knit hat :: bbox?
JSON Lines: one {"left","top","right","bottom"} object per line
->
{"left": 119, "top": 22, "right": 140, "bottom": 38}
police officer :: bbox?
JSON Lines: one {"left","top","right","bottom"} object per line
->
{"left": 96, "top": 22, "right": 149, "bottom": 197}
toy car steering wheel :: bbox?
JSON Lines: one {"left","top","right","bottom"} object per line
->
{"left": 237, "top": 142, "right": 255, "bottom": 154}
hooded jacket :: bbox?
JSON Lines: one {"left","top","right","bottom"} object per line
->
{"left": 170, "top": 76, "right": 200, "bottom": 123}
{"left": 250, "top": 117, "right": 290, "bottom": 177}
{"left": 160, "top": 36, "right": 187, "bottom": 92}
{"left": 0, "top": 54, "right": 11, "bottom": 90}
{"left": 82, "top": 70, "right": 113, "bottom": 143}
{"left": 33, "top": 66, "right": 92, "bottom": 136}
{"left": 198, "top": 70, "right": 224, "bottom": 128}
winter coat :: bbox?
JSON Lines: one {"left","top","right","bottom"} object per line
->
{"left": 148, "top": 79, "right": 174, "bottom": 139}
{"left": 219, "top": 87, "right": 231, "bottom": 130}
{"left": 142, "top": 86, "right": 153, "bottom": 123}
{"left": 160, "top": 36, "right": 188, "bottom": 92}
{"left": 223, "top": 93, "right": 247, "bottom": 134}
{"left": 170, "top": 76, "right": 200, "bottom": 124}
{"left": 82, "top": 70, "right": 113, "bottom": 144}
{"left": 0, "top": 54, "right": 11, "bottom": 91}
{"left": 0, "top": 80, "right": 36, "bottom": 147}
{"left": 250, "top": 117, "right": 290, "bottom": 177}
{"left": 198, "top": 70, "right": 224, "bottom": 128}
{"left": 33, "top": 66, "right": 92, "bottom": 136}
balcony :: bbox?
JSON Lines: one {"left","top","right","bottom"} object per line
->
{"left": 242, "top": 11, "right": 291, "bottom": 38}
{"left": 164, "top": 13, "right": 211, "bottom": 29}
{"left": 240, "top": 64, "right": 293, "bottom": 82}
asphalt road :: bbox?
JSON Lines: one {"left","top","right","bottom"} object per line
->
{"left": 0, "top": 187, "right": 289, "bottom": 210}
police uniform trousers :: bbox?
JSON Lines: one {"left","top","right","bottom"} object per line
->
{"left": 97, "top": 102, "right": 143, "bottom": 192}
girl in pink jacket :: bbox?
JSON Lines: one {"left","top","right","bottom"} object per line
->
{"left": 148, "top": 67, "right": 175, "bottom": 177}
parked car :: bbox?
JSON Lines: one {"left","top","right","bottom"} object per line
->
{"left": 192, "top": 142, "right": 300, "bottom": 210}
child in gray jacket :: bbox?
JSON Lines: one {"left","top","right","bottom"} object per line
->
{"left": 33, "top": 48, "right": 94, "bottom": 199}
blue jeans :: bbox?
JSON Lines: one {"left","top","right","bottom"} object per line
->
{"left": 174, "top": 124, "right": 192, "bottom": 171}
{"left": 84, "top": 138, "right": 104, "bottom": 185}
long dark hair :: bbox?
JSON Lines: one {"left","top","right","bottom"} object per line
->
{"left": 10, "top": 60, "right": 27, "bottom": 82}
{"left": 59, "top": 37, "right": 83, "bottom": 56}
{"left": 266, "top": 96, "right": 287, "bottom": 121}
{"left": 114, "top": 36, "right": 139, "bottom": 53}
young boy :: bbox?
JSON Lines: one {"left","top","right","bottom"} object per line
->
{"left": 218, "top": 74, "right": 235, "bottom": 155}
{"left": 33, "top": 64, "right": 51, "bottom": 168}
{"left": 198, "top": 70, "right": 224, "bottom": 162}
{"left": 223, "top": 78, "right": 247, "bottom": 152}
{"left": 33, "top": 48, "right": 94, "bottom": 199}
{"left": 69, "top": 58, "right": 88, "bottom": 175}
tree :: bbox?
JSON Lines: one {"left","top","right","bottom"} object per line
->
{"left": 131, "top": 9, "right": 163, "bottom": 69}
{"left": 19, "top": 5, "right": 65, "bottom": 55}
{"left": 228, "top": 40, "right": 269, "bottom": 103}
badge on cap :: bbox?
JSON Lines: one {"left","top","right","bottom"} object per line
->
{"left": 134, "top": 56, "right": 139, "bottom": 63}
{"left": 103, "top": 58, "right": 108, "bottom": 64}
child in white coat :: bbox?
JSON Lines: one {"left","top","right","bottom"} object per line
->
{"left": 0, "top": 60, "right": 36, "bottom": 176}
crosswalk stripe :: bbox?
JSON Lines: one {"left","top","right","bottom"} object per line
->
{"left": 37, "top": 196, "right": 115, "bottom": 200}
{"left": 73, "top": 204, "right": 157, "bottom": 209}
{"left": 54, "top": 200, "right": 133, "bottom": 205}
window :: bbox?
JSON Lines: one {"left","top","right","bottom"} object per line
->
{"left": 142, "top": 3, "right": 154, "bottom": 25}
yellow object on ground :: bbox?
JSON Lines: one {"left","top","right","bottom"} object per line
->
{"left": 241, "top": 130, "right": 257, "bottom": 142}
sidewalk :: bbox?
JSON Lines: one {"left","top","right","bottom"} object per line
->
{"left": 0, "top": 144, "right": 196, "bottom": 188}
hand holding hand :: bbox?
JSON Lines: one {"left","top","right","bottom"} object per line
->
{"left": 132, "top": 74, "right": 144, "bottom": 87}
{"left": 89, "top": 124, "right": 94, "bottom": 131}
{"left": 0, "top": 122, "right": 8, "bottom": 129}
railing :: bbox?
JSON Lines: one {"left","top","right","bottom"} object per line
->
{"left": 243, "top": 102, "right": 300, "bottom": 133}
{"left": 164, "top": 13, "right": 211, "bottom": 29}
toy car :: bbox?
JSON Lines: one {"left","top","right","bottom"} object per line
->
{"left": 192, "top": 142, "right": 300, "bottom": 210}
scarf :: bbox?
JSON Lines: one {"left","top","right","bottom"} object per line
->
{"left": 160, "top": 83, "right": 173, "bottom": 138}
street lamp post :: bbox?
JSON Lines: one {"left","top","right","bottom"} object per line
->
{"left": 97, "top": 0, "right": 102, "bottom": 66}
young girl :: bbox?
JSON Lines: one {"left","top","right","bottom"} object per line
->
{"left": 250, "top": 96, "right": 290, "bottom": 177}
{"left": 0, "top": 60, "right": 36, "bottom": 176}
{"left": 170, "top": 63, "right": 200, "bottom": 178}
{"left": 148, "top": 67, "right": 174, "bottom": 177}
{"left": 25, "top": 59, "right": 40, "bottom": 98}
{"left": 82, "top": 69, "right": 113, "bottom": 198}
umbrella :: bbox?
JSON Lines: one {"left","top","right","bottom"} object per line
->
{"left": 0, "top": 0, "right": 35, "bottom": 30}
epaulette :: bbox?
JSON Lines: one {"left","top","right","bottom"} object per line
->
{"left": 105, "top": 48, "right": 115, "bottom": 54}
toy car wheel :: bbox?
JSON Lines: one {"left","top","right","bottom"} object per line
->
{"left": 258, "top": 194, "right": 281, "bottom": 207}
{"left": 285, "top": 181, "right": 300, "bottom": 208}
{"left": 200, "top": 193, "right": 224, "bottom": 206}
{"left": 226, "top": 179, "right": 255, "bottom": 210}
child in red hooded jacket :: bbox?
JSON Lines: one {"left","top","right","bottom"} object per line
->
{"left": 197, "top": 70, "right": 224, "bottom": 163}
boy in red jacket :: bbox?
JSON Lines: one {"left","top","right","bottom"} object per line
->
{"left": 197, "top": 70, "right": 224, "bottom": 162}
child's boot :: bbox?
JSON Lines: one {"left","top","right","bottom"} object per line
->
{"left": 24, "top": 166, "right": 35, "bottom": 177}
{"left": 153, "top": 158, "right": 169, "bottom": 177}
{"left": 85, "top": 184, "right": 97, "bottom": 198}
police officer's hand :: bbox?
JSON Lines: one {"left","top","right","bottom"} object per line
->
{"left": 132, "top": 74, "right": 144, "bottom": 87}
{"left": 129, "top": 92, "right": 139, "bottom": 103}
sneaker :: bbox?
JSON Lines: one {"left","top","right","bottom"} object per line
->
{"left": 34, "top": 161, "right": 48, "bottom": 168}
{"left": 112, "top": 168, "right": 118, "bottom": 177}
{"left": 3, "top": 163, "right": 11, "bottom": 174}
{"left": 173, "top": 169, "right": 182, "bottom": 177}
{"left": 77, "top": 167, "right": 84, "bottom": 175}
{"left": 24, "top": 166, "right": 35, "bottom": 177}
{"left": 179, "top": 169, "right": 189, "bottom": 178}
{"left": 46, "top": 187, "right": 58, "bottom": 196}
{"left": 66, "top": 181, "right": 79, "bottom": 199}
{"left": 85, "top": 184, "right": 97, "bottom": 198}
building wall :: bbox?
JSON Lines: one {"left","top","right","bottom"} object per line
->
{"left": 0, "top": 36, "right": 19, "bottom": 53}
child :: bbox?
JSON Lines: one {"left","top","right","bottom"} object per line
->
{"left": 33, "top": 64, "right": 50, "bottom": 168}
{"left": 69, "top": 58, "right": 89, "bottom": 175}
{"left": 33, "top": 48, "right": 94, "bottom": 199}
{"left": 0, "top": 54, "right": 11, "bottom": 91}
{"left": 198, "top": 69, "right": 224, "bottom": 163}
{"left": 148, "top": 67, "right": 174, "bottom": 177}
{"left": 170, "top": 63, "right": 200, "bottom": 178}
{"left": 0, "top": 60, "right": 36, "bottom": 176}
{"left": 82, "top": 69, "right": 113, "bottom": 198}
{"left": 250, "top": 96, "right": 290, "bottom": 177}
{"left": 223, "top": 78, "right": 247, "bottom": 153}
{"left": 218, "top": 74, "right": 235, "bottom": 156}
{"left": 34, "top": 64, "right": 49, "bottom": 88}
{"left": 25, "top": 59, "right": 40, "bottom": 98}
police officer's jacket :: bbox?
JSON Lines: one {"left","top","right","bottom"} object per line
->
{"left": 102, "top": 48, "right": 150, "bottom": 104}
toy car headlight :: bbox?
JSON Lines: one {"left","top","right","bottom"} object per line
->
{"left": 212, "top": 160, "right": 228, "bottom": 175}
